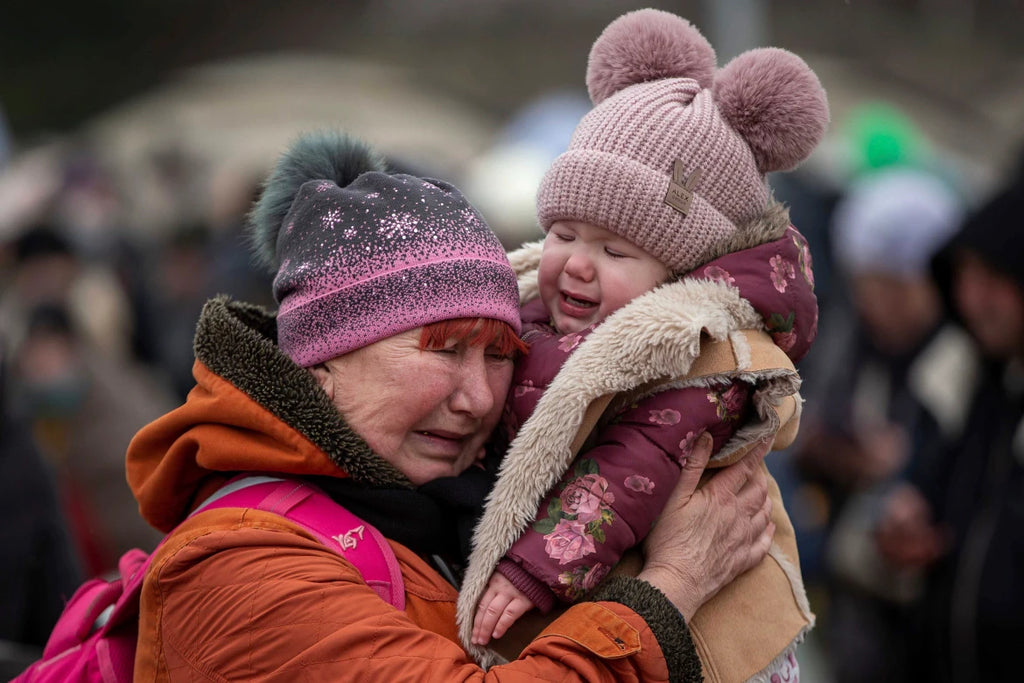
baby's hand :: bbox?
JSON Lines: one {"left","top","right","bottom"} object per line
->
{"left": 471, "top": 572, "right": 536, "bottom": 646}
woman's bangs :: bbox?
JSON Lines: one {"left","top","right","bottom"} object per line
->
{"left": 419, "top": 318, "right": 527, "bottom": 356}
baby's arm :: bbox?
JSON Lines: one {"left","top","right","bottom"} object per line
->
{"left": 472, "top": 572, "right": 536, "bottom": 645}
{"left": 503, "top": 380, "right": 751, "bottom": 603}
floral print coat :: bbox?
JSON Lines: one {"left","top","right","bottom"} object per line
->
{"left": 496, "top": 226, "right": 817, "bottom": 611}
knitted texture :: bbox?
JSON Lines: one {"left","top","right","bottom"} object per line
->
{"left": 537, "top": 9, "right": 828, "bottom": 275}
{"left": 273, "top": 170, "right": 521, "bottom": 366}
{"left": 538, "top": 79, "right": 767, "bottom": 273}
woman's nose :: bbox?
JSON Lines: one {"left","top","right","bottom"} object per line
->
{"left": 564, "top": 251, "right": 595, "bottom": 281}
{"left": 449, "top": 353, "right": 497, "bottom": 417}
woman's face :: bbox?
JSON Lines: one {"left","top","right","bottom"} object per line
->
{"left": 311, "top": 327, "right": 514, "bottom": 485}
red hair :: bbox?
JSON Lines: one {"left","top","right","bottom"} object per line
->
{"left": 419, "top": 317, "right": 528, "bottom": 357}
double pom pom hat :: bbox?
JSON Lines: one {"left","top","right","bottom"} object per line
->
{"left": 537, "top": 9, "right": 830, "bottom": 274}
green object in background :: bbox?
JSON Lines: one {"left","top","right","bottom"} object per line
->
{"left": 846, "top": 102, "right": 925, "bottom": 174}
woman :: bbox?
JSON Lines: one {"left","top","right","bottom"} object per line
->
{"left": 126, "top": 131, "right": 774, "bottom": 681}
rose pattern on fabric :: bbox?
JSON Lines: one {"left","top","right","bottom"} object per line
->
{"left": 533, "top": 459, "right": 616, "bottom": 563}
{"left": 559, "top": 473, "right": 616, "bottom": 523}
{"left": 677, "top": 430, "right": 701, "bottom": 466}
{"left": 793, "top": 233, "right": 814, "bottom": 288}
{"left": 543, "top": 519, "right": 596, "bottom": 565}
{"left": 702, "top": 265, "right": 736, "bottom": 285}
{"left": 767, "top": 311, "right": 797, "bottom": 353}
{"left": 514, "top": 380, "right": 536, "bottom": 398}
{"left": 769, "top": 254, "right": 796, "bottom": 293}
{"left": 624, "top": 474, "right": 655, "bottom": 494}
{"left": 557, "top": 563, "right": 611, "bottom": 600}
{"left": 557, "top": 332, "right": 584, "bottom": 353}
{"left": 648, "top": 408, "right": 681, "bottom": 425}
{"left": 707, "top": 384, "right": 745, "bottom": 422}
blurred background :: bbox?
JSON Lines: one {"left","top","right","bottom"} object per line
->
{"left": 2, "top": 0, "right": 1023, "bottom": 680}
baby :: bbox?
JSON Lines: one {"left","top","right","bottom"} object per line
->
{"left": 457, "top": 9, "right": 828, "bottom": 681}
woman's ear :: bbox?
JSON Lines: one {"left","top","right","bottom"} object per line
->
{"left": 308, "top": 364, "right": 335, "bottom": 400}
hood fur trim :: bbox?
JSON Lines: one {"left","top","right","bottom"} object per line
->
{"left": 195, "top": 296, "right": 411, "bottom": 488}
{"left": 700, "top": 195, "right": 790, "bottom": 268}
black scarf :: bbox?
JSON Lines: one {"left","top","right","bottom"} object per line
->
{"left": 310, "top": 462, "right": 496, "bottom": 566}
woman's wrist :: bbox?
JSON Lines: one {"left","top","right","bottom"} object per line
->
{"left": 636, "top": 565, "right": 703, "bottom": 622}
{"left": 590, "top": 575, "right": 703, "bottom": 682}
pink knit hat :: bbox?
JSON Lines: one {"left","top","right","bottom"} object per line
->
{"left": 537, "top": 9, "right": 829, "bottom": 273}
{"left": 250, "top": 131, "right": 521, "bottom": 367}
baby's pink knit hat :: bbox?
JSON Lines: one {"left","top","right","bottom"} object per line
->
{"left": 537, "top": 9, "right": 829, "bottom": 273}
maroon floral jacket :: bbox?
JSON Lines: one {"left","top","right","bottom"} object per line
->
{"left": 496, "top": 227, "right": 817, "bottom": 611}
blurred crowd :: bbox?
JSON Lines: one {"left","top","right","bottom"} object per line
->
{"left": 0, "top": 129, "right": 278, "bottom": 675}
{"left": 1, "top": 89, "right": 1023, "bottom": 682}
{"left": 773, "top": 105, "right": 1024, "bottom": 682}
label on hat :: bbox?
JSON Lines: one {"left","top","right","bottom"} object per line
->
{"left": 665, "top": 161, "right": 703, "bottom": 216}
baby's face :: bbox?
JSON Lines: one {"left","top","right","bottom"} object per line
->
{"left": 539, "top": 221, "right": 670, "bottom": 334}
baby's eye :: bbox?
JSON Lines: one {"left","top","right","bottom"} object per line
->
{"left": 554, "top": 232, "right": 574, "bottom": 242}
{"left": 605, "top": 247, "right": 629, "bottom": 258}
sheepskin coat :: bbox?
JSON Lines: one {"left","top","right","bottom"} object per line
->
{"left": 458, "top": 218, "right": 818, "bottom": 682}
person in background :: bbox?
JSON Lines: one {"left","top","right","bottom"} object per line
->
{"left": 876, "top": 167, "right": 1024, "bottom": 682}
{"left": 124, "top": 130, "right": 775, "bottom": 681}
{"left": 0, "top": 337, "right": 82, "bottom": 680}
{"left": 793, "top": 165, "right": 970, "bottom": 682}
{"left": 7, "top": 303, "right": 169, "bottom": 575}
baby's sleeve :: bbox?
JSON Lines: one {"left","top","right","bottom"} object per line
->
{"left": 501, "top": 379, "right": 751, "bottom": 603}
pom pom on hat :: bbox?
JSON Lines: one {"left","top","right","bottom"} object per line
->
{"left": 249, "top": 130, "right": 386, "bottom": 270}
{"left": 714, "top": 48, "right": 830, "bottom": 174}
{"left": 538, "top": 9, "right": 829, "bottom": 274}
{"left": 587, "top": 8, "right": 716, "bottom": 105}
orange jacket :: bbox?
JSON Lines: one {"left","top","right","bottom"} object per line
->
{"left": 126, "top": 297, "right": 702, "bottom": 682}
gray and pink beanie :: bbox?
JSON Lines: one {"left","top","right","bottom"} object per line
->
{"left": 537, "top": 9, "right": 830, "bottom": 274}
{"left": 249, "top": 131, "right": 521, "bottom": 367}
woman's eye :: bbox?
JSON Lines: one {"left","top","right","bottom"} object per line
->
{"left": 554, "top": 232, "right": 574, "bottom": 242}
{"left": 431, "top": 346, "right": 458, "bottom": 355}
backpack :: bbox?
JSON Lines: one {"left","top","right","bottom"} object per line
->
{"left": 13, "top": 475, "right": 404, "bottom": 682}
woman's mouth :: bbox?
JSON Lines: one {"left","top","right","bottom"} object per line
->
{"left": 414, "top": 430, "right": 469, "bottom": 455}
{"left": 417, "top": 430, "right": 464, "bottom": 441}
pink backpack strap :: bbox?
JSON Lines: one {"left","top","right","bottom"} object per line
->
{"left": 193, "top": 475, "right": 405, "bottom": 611}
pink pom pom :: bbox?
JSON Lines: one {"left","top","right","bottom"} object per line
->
{"left": 713, "top": 48, "right": 830, "bottom": 173}
{"left": 586, "top": 9, "right": 716, "bottom": 105}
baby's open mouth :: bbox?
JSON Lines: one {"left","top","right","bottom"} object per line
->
{"left": 563, "top": 292, "right": 597, "bottom": 308}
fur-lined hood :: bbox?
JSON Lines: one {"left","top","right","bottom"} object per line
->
{"left": 456, "top": 212, "right": 817, "bottom": 662}
{"left": 126, "top": 297, "right": 411, "bottom": 533}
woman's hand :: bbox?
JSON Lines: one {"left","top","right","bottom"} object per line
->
{"left": 638, "top": 434, "right": 774, "bottom": 620}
